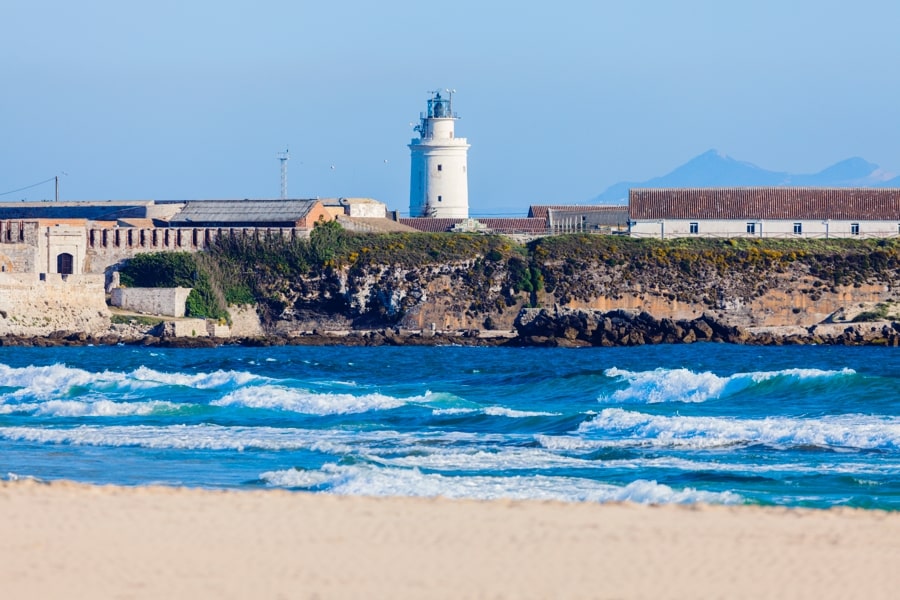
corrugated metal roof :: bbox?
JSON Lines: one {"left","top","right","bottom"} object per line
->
{"left": 169, "top": 200, "right": 318, "bottom": 225}
{"left": 629, "top": 188, "right": 900, "bottom": 220}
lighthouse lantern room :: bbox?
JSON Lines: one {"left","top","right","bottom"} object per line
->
{"left": 408, "top": 90, "right": 470, "bottom": 218}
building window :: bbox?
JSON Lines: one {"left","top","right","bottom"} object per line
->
{"left": 851, "top": 223, "right": 860, "bottom": 235}
{"left": 793, "top": 223, "right": 802, "bottom": 235}
{"left": 437, "top": 164, "right": 442, "bottom": 171}
{"left": 746, "top": 223, "right": 756, "bottom": 234}
{"left": 689, "top": 222, "right": 699, "bottom": 234}
{"left": 437, "top": 195, "right": 442, "bottom": 202}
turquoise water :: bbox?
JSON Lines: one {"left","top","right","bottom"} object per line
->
{"left": 2, "top": 344, "right": 899, "bottom": 509}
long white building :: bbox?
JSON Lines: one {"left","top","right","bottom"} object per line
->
{"left": 408, "top": 91, "right": 470, "bottom": 218}
{"left": 628, "top": 188, "right": 900, "bottom": 239}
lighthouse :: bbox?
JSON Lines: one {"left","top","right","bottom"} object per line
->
{"left": 409, "top": 90, "right": 470, "bottom": 218}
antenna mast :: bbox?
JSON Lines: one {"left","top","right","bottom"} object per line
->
{"left": 276, "top": 148, "right": 290, "bottom": 199}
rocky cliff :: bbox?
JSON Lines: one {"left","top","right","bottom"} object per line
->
{"left": 237, "top": 234, "right": 900, "bottom": 342}
{"left": 9, "top": 232, "right": 899, "bottom": 347}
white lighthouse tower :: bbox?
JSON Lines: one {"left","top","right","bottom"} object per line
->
{"left": 409, "top": 90, "right": 470, "bottom": 218}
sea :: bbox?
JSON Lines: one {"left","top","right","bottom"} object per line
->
{"left": 2, "top": 343, "right": 899, "bottom": 510}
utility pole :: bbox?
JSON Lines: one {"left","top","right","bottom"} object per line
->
{"left": 55, "top": 175, "right": 59, "bottom": 202}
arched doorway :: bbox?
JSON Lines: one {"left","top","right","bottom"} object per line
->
{"left": 57, "top": 253, "right": 74, "bottom": 275}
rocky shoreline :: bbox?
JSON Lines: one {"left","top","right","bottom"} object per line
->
{"left": 3, "top": 307, "right": 900, "bottom": 348}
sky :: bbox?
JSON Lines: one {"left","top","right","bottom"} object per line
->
{"left": 3, "top": 0, "right": 900, "bottom": 216}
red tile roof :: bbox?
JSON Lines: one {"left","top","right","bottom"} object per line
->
{"left": 629, "top": 188, "right": 900, "bottom": 220}
{"left": 528, "top": 205, "right": 627, "bottom": 220}
{"left": 478, "top": 218, "right": 548, "bottom": 234}
{"left": 399, "top": 218, "right": 462, "bottom": 232}
{"left": 399, "top": 218, "right": 548, "bottom": 234}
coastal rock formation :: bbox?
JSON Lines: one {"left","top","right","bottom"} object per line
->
{"left": 514, "top": 307, "right": 749, "bottom": 347}
{"left": 7, "top": 233, "right": 900, "bottom": 347}
{"left": 514, "top": 306, "right": 900, "bottom": 347}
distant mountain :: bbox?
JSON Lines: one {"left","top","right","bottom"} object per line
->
{"left": 592, "top": 150, "right": 897, "bottom": 204}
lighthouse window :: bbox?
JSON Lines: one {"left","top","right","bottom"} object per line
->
{"left": 438, "top": 195, "right": 443, "bottom": 202}
{"left": 437, "top": 164, "right": 442, "bottom": 171}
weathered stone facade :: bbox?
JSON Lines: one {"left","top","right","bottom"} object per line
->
{"left": 110, "top": 287, "right": 192, "bottom": 318}
{"left": 0, "top": 273, "right": 109, "bottom": 337}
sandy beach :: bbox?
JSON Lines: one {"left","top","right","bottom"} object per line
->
{"left": 0, "top": 481, "right": 897, "bottom": 599}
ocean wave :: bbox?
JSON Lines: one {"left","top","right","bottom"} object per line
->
{"left": 211, "top": 386, "right": 418, "bottom": 415}
{"left": 0, "top": 424, "right": 513, "bottom": 455}
{"left": 483, "top": 406, "right": 560, "bottom": 418}
{"left": 0, "top": 399, "right": 183, "bottom": 417}
{"left": 0, "top": 364, "right": 134, "bottom": 400}
{"left": 128, "top": 366, "right": 266, "bottom": 389}
{"left": 371, "top": 447, "right": 589, "bottom": 471}
{"left": 0, "top": 363, "right": 270, "bottom": 401}
{"left": 432, "top": 406, "right": 560, "bottom": 418}
{"left": 260, "top": 464, "right": 743, "bottom": 504}
{"left": 0, "top": 424, "right": 359, "bottom": 452}
{"left": 602, "top": 366, "right": 856, "bottom": 404}
{"left": 574, "top": 408, "right": 900, "bottom": 451}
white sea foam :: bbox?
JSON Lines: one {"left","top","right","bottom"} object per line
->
{"left": 603, "top": 366, "right": 856, "bottom": 404}
{"left": 5, "top": 472, "right": 42, "bottom": 482}
{"left": 432, "top": 408, "right": 479, "bottom": 416}
{"left": 431, "top": 406, "right": 559, "bottom": 418}
{"left": 483, "top": 406, "right": 560, "bottom": 418}
{"left": 211, "top": 386, "right": 412, "bottom": 415}
{"left": 0, "top": 424, "right": 357, "bottom": 452}
{"left": 129, "top": 366, "right": 265, "bottom": 389}
{"left": 373, "top": 447, "right": 590, "bottom": 471}
{"left": 0, "top": 364, "right": 135, "bottom": 400}
{"left": 531, "top": 443, "right": 900, "bottom": 476}
{"left": 574, "top": 408, "right": 900, "bottom": 450}
{"left": 0, "top": 363, "right": 271, "bottom": 403}
{"left": 0, "top": 399, "right": 183, "bottom": 418}
{"left": 260, "top": 464, "right": 743, "bottom": 504}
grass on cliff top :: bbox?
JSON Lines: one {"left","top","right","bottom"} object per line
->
{"left": 530, "top": 235, "right": 900, "bottom": 287}
{"left": 210, "top": 220, "right": 524, "bottom": 272}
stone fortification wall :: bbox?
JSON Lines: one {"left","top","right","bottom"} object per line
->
{"left": 157, "top": 319, "right": 210, "bottom": 338}
{"left": 0, "top": 222, "right": 40, "bottom": 273}
{"left": 86, "top": 227, "right": 311, "bottom": 274}
{"left": 110, "top": 287, "right": 191, "bottom": 317}
{"left": 0, "top": 244, "right": 37, "bottom": 273}
{"left": 0, "top": 273, "right": 109, "bottom": 337}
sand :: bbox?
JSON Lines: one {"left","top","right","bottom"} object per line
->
{"left": 1, "top": 481, "right": 899, "bottom": 599}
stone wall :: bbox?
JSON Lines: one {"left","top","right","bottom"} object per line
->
{"left": 0, "top": 244, "right": 37, "bottom": 273}
{"left": 110, "top": 287, "right": 192, "bottom": 317}
{"left": 86, "top": 227, "right": 311, "bottom": 274}
{"left": 160, "top": 319, "right": 209, "bottom": 338}
{"left": 0, "top": 273, "right": 109, "bottom": 337}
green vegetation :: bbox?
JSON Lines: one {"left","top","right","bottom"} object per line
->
{"left": 110, "top": 314, "right": 165, "bottom": 327}
{"left": 118, "top": 227, "right": 900, "bottom": 326}
{"left": 853, "top": 302, "right": 894, "bottom": 323}
{"left": 118, "top": 252, "right": 228, "bottom": 321}
{"left": 529, "top": 235, "right": 900, "bottom": 287}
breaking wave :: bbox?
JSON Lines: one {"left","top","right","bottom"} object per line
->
{"left": 602, "top": 366, "right": 856, "bottom": 404}
{"left": 573, "top": 408, "right": 900, "bottom": 451}
{"left": 260, "top": 464, "right": 743, "bottom": 505}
